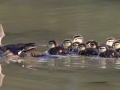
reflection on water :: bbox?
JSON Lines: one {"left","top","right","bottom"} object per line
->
{"left": 35, "top": 56, "right": 120, "bottom": 90}
{"left": 38, "top": 55, "right": 120, "bottom": 69}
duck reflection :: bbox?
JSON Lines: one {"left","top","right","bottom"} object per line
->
{"left": 114, "top": 58, "right": 120, "bottom": 69}
{"left": 98, "top": 58, "right": 106, "bottom": 69}
{"left": 43, "top": 56, "right": 88, "bottom": 68}
{"left": 39, "top": 54, "right": 120, "bottom": 69}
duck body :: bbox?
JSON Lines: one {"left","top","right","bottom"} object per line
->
{"left": 78, "top": 48, "right": 99, "bottom": 56}
{"left": 98, "top": 44, "right": 119, "bottom": 58}
{"left": 48, "top": 46, "right": 69, "bottom": 55}
{"left": 78, "top": 43, "right": 99, "bottom": 56}
{"left": 47, "top": 40, "right": 69, "bottom": 55}
{"left": 0, "top": 43, "right": 42, "bottom": 57}
{"left": 85, "top": 48, "right": 99, "bottom": 56}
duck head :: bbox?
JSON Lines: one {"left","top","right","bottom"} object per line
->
{"left": 105, "top": 37, "right": 116, "bottom": 47}
{"left": 62, "top": 39, "right": 72, "bottom": 49}
{"left": 47, "top": 40, "right": 58, "bottom": 49}
{"left": 72, "top": 35, "right": 83, "bottom": 43}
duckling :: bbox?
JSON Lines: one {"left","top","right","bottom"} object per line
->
{"left": 98, "top": 44, "right": 118, "bottom": 58}
{"left": 47, "top": 40, "right": 68, "bottom": 55}
{"left": 86, "top": 40, "right": 99, "bottom": 49}
{"left": 112, "top": 40, "right": 120, "bottom": 53}
{"left": 105, "top": 37, "right": 116, "bottom": 49}
{"left": 61, "top": 39, "right": 72, "bottom": 52}
{"left": 47, "top": 40, "right": 58, "bottom": 49}
{"left": 78, "top": 43, "right": 99, "bottom": 56}
{"left": 72, "top": 34, "right": 83, "bottom": 43}
{"left": 70, "top": 42, "right": 80, "bottom": 54}
{"left": 78, "top": 43, "right": 87, "bottom": 55}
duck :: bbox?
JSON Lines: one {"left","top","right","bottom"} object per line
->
{"left": 47, "top": 40, "right": 68, "bottom": 55}
{"left": 47, "top": 40, "right": 58, "bottom": 51}
{"left": 78, "top": 43, "right": 87, "bottom": 55}
{"left": 78, "top": 43, "right": 99, "bottom": 56}
{"left": 86, "top": 40, "right": 99, "bottom": 49}
{"left": 0, "top": 24, "right": 42, "bottom": 58}
{"left": 112, "top": 40, "right": 120, "bottom": 54}
{"left": 61, "top": 39, "right": 72, "bottom": 53}
{"left": 98, "top": 44, "right": 119, "bottom": 58}
{"left": 70, "top": 42, "right": 80, "bottom": 54}
{"left": 72, "top": 34, "right": 83, "bottom": 43}
{"left": 105, "top": 37, "right": 116, "bottom": 49}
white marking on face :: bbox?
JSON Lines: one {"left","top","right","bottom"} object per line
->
{"left": 99, "top": 47, "right": 107, "bottom": 52}
{"left": 106, "top": 40, "right": 114, "bottom": 46}
{"left": 73, "top": 37, "right": 83, "bottom": 43}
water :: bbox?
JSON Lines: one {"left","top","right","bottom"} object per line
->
{"left": 0, "top": 0, "right": 120, "bottom": 90}
{"left": 1, "top": 56, "right": 120, "bottom": 90}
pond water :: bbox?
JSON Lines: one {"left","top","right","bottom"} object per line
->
{"left": 2, "top": 55, "right": 120, "bottom": 90}
{"left": 0, "top": 0, "right": 120, "bottom": 90}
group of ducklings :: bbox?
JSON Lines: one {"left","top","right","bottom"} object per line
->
{"left": 46, "top": 35, "right": 120, "bottom": 58}
{"left": 1, "top": 24, "right": 120, "bottom": 59}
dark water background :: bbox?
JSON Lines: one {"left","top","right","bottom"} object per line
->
{"left": 0, "top": 0, "right": 120, "bottom": 90}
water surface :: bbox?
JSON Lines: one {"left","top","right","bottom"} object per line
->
{"left": 0, "top": 0, "right": 120, "bottom": 90}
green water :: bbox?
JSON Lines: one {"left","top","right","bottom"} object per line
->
{"left": 0, "top": 0, "right": 120, "bottom": 90}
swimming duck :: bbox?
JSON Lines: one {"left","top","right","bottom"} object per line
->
{"left": 98, "top": 44, "right": 118, "bottom": 58}
{"left": 86, "top": 40, "right": 99, "bottom": 49}
{"left": 72, "top": 34, "right": 83, "bottom": 43}
{"left": 78, "top": 43, "right": 87, "bottom": 55}
{"left": 78, "top": 43, "right": 99, "bottom": 56}
{"left": 112, "top": 40, "right": 120, "bottom": 54}
{"left": 0, "top": 24, "right": 42, "bottom": 58}
{"left": 61, "top": 39, "right": 72, "bottom": 52}
{"left": 105, "top": 37, "right": 116, "bottom": 49}
{"left": 70, "top": 42, "right": 80, "bottom": 54}
{"left": 47, "top": 40, "right": 58, "bottom": 49}
{"left": 47, "top": 40, "right": 68, "bottom": 55}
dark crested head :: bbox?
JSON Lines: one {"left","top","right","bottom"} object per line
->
{"left": 62, "top": 39, "right": 72, "bottom": 48}
{"left": 47, "top": 40, "right": 58, "bottom": 49}
{"left": 86, "top": 40, "right": 99, "bottom": 48}
{"left": 105, "top": 37, "right": 116, "bottom": 47}
{"left": 72, "top": 34, "right": 83, "bottom": 43}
